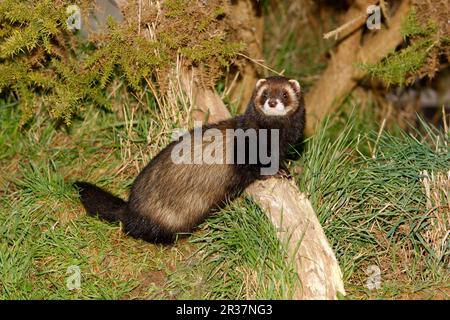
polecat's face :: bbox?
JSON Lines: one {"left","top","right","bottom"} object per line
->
{"left": 253, "top": 77, "right": 301, "bottom": 117}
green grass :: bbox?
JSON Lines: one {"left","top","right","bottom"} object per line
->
{"left": 296, "top": 108, "right": 449, "bottom": 299}
{"left": 0, "top": 92, "right": 185, "bottom": 299}
{"left": 166, "top": 198, "right": 298, "bottom": 299}
{"left": 1, "top": 93, "right": 448, "bottom": 299}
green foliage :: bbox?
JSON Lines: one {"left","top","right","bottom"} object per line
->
{"left": 167, "top": 198, "right": 298, "bottom": 299}
{"left": 359, "top": 9, "right": 440, "bottom": 86}
{"left": 85, "top": 19, "right": 164, "bottom": 90}
{"left": 181, "top": 37, "right": 244, "bottom": 67}
{"left": 0, "top": 0, "right": 108, "bottom": 124}
{"left": 360, "top": 39, "right": 432, "bottom": 86}
{"left": 0, "top": 0, "right": 65, "bottom": 58}
{"left": 401, "top": 10, "right": 437, "bottom": 38}
{"left": 1, "top": 92, "right": 449, "bottom": 299}
{"left": 0, "top": 0, "right": 243, "bottom": 125}
{"left": 197, "top": 7, "right": 226, "bottom": 33}
{"left": 164, "top": 0, "right": 186, "bottom": 18}
{"left": 0, "top": 96, "right": 179, "bottom": 299}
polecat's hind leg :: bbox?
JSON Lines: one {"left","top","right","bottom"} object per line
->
{"left": 120, "top": 209, "right": 176, "bottom": 244}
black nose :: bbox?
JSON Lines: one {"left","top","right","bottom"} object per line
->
{"left": 268, "top": 100, "right": 276, "bottom": 108}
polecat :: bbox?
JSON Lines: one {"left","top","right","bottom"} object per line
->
{"left": 75, "top": 76, "right": 305, "bottom": 244}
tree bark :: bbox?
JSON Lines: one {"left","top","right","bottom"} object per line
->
{"left": 304, "top": 0, "right": 411, "bottom": 135}
{"left": 180, "top": 65, "right": 232, "bottom": 123}
{"left": 227, "top": 0, "right": 265, "bottom": 113}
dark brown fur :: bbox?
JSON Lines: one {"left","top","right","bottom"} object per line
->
{"left": 75, "top": 76, "right": 305, "bottom": 244}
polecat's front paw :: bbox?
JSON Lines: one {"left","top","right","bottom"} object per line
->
{"left": 276, "top": 167, "right": 292, "bottom": 179}
{"left": 258, "top": 165, "right": 292, "bottom": 180}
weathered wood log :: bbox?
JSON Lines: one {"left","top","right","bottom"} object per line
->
{"left": 246, "top": 178, "right": 345, "bottom": 299}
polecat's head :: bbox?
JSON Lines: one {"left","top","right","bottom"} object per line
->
{"left": 252, "top": 76, "right": 302, "bottom": 117}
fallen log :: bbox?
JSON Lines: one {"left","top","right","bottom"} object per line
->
{"left": 246, "top": 178, "right": 345, "bottom": 299}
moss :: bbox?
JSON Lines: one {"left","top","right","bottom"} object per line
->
{"left": 197, "top": 7, "right": 227, "bottom": 32}
{"left": 164, "top": 0, "right": 186, "bottom": 18}
{"left": 401, "top": 10, "right": 436, "bottom": 38}
{"left": 359, "top": 7, "right": 446, "bottom": 87}
{"left": 0, "top": 0, "right": 243, "bottom": 125}
{"left": 360, "top": 39, "right": 432, "bottom": 86}
{"left": 158, "top": 31, "right": 189, "bottom": 50}
{"left": 181, "top": 37, "right": 244, "bottom": 67}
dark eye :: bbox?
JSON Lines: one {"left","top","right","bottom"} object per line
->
{"left": 282, "top": 91, "right": 288, "bottom": 99}
{"left": 262, "top": 91, "right": 268, "bottom": 99}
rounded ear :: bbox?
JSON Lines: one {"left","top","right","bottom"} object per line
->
{"left": 288, "top": 79, "right": 301, "bottom": 93}
{"left": 256, "top": 79, "right": 266, "bottom": 89}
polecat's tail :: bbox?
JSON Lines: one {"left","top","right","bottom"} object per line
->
{"left": 74, "top": 181, "right": 126, "bottom": 223}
